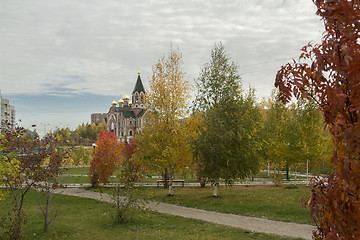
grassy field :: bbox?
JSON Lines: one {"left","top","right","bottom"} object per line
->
{"left": 62, "top": 166, "right": 89, "bottom": 175}
{"left": 95, "top": 184, "right": 313, "bottom": 225}
{"left": 0, "top": 190, "right": 302, "bottom": 240}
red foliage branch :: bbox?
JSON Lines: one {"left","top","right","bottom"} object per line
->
{"left": 275, "top": 0, "right": 360, "bottom": 239}
{"left": 120, "top": 138, "right": 144, "bottom": 185}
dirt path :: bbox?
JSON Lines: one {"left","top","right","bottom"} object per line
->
{"left": 54, "top": 187, "right": 314, "bottom": 240}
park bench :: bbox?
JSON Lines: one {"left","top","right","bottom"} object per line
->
{"left": 157, "top": 179, "right": 185, "bottom": 187}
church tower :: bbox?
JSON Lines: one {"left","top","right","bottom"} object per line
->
{"left": 132, "top": 71, "right": 145, "bottom": 108}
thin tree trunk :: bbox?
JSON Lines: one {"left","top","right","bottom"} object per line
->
{"left": 168, "top": 169, "right": 173, "bottom": 196}
{"left": 294, "top": 163, "right": 297, "bottom": 185}
{"left": 163, "top": 169, "right": 168, "bottom": 188}
{"left": 213, "top": 181, "right": 218, "bottom": 197}
{"left": 268, "top": 161, "right": 270, "bottom": 177}
{"left": 274, "top": 161, "right": 277, "bottom": 185}
{"left": 289, "top": 166, "right": 291, "bottom": 178}
{"left": 117, "top": 184, "right": 121, "bottom": 223}
{"left": 306, "top": 158, "right": 309, "bottom": 187}
{"left": 44, "top": 194, "right": 49, "bottom": 233}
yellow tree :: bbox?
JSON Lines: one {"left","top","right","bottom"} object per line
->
{"left": 0, "top": 135, "right": 20, "bottom": 200}
{"left": 138, "top": 46, "right": 191, "bottom": 195}
{"left": 262, "top": 91, "right": 290, "bottom": 185}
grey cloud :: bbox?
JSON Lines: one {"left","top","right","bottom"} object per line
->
{"left": 1, "top": 0, "right": 323, "bottom": 101}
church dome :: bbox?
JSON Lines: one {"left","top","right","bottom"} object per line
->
{"left": 118, "top": 98, "right": 124, "bottom": 104}
{"left": 111, "top": 100, "right": 117, "bottom": 106}
{"left": 129, "top": 101, "right": 133, "bottom": 106}
{"left": 123, "top": 94, "right": 130, "bottom": 100}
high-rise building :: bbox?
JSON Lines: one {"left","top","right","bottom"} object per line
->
{"left": 0, "top": 90, "right": 16, "bottom": 130}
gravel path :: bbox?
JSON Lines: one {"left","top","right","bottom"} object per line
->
{"left": 54, "top": 187, "right": 314, "bottom": 240}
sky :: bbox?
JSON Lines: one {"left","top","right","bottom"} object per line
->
{"left": 0, "top": 0, "right": 324, "bottom": 136}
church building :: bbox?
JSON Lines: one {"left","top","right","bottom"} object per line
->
{"left": 107, "top": 72, "right": 146, "bottom": 142}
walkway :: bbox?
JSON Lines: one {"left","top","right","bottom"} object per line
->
{"left": 54, "top": 187, "right": 314, "bottom": 240}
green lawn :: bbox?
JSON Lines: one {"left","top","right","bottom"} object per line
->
{"left": 62, "top": 166, "right": 89, "bottom": 175}
{"left": 150, "top": 185, "right": 313, "bottom": 225}
{"left": 95, "top": 184, "right": 313, "bottom": 225}
{"left": 0, "top": 190, "right": 301, "bottom": 240}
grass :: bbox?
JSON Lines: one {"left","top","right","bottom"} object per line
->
{"left": 62, "top": 166, "right": 89, "bottom": 175}
{"left": 95, "top": 184, "right": 313, "bottom": 225}
{"left": 0, "top": 190, "right": 301, "bottom": 240}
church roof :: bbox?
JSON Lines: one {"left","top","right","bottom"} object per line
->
{"left": 122, "top": 110, "right": 135, "bottom": 118}
{"left": 136, "top": 109, "right": 146, "bottom": 118}
{"left": 132, "top": 74, "right": 145, "bottom": 94}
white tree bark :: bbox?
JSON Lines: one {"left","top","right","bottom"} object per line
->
{"left": 289, "top": 166, "right": 291, "bottom": 178}
{"left": 268, "top": 161, "right": 270, "bottom": 177}
{"left": 274, "top": 161, "right": 277, "bottom": 185}
{"left": 213, "top": 181, "right": 218, "bottom": 197}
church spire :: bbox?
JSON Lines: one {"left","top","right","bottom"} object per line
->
{"left": 132, "top": 71, "right": 145, "bottom": 94}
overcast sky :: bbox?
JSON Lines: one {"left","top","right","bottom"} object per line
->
{"left": 0, "top": 0, "right": 324, "bottom": 136}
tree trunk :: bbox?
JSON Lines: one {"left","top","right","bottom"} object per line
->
{"left": 44, "top": 193, "right": 50, "bottom": 233}
{"left": 200, "top": 177, "right": 206, "bottom": 187}
{"left": 267, "top": 161, "right": 270, "bottom": 177}
{"left": 289, "top": 166, "right": 291, "bottom": 178}
{"left": 306, "top": 158, "right": 309, "bottom": 187}
{"left": 15, "top": 208, "right": 23, "bottom": 239}
{"left": 294, "top": 163, "right": 297, "bottom": 185}
{"left": 168, "top": 170, "right": 173, "bottom": 196}
{"left": 163, "top": 169, "right": 168, "bottom": 188}
{"left": 274, "top": 161, "right": 277, "bottom": 185}
{"left": 286, "top": 165, "right": 289, "bottom": 181}
{"left": 213, "top": 181, "right": 218, "bottom": 197}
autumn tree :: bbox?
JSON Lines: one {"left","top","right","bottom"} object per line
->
{"left": 53, "top": 120, "right": 106, "bottom": 146}
{"left": 70, "top": 145, "right": 90, "bottom": 166}
{"left": 89, "top": 130, "right": 123, "bottom": 186}
{"left": 0, "top": 129, "right": 66, "bottom": 239}
{"left": 275, "top": 0, "right": 360, "bottom": 238}
{"left": 138, "top": 46, "right": 192, "bottom": 196}
{"left": 36, "top": 142, "right": 68, "bottom": 233}
{"left": 293, "top": 98, "right": 326, "bottom": 186}
{"left": 120, "top": 139, "right": 143, "bottom": 185}
{"left": 110, "top": 138, "right": 148, "bottom": 224}
{"left": 0, "top": 135, "right": 20, "bottom": 201}
{"left": 193, "top": 43, "right": 262, "bottom": 196}
{"left": 261, "top": 91, "right": 290, "bottom": 185}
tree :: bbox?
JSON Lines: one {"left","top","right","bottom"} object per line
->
{"left": 0, "top": 135, "right": 20, "bottom": 201}
{"left": 36, "top": 143, "right": 67, "bottom": 233}
{"left": 110, "top": 138, "right": 148, "bottom": 224}
{"left": 89, "top": 130, "right": 123, "bottom": 186}
{"left": 193, "top": 43, "right": 262, "bottom": 196}
{"left": 121, "top": 139, "right": 144, "bottom": 185}
{"left": 70, "top": 145, "right": 90, "bottom": 166}
{"left": 138, "top": 46, "right": 192, "bottom": 196}
{"left": 261, "top": 91, "right": 290, "bottom": 185}
{"left": 275, "top": 0, "right": 360, "bottom": 238}
{"left": 0, "top": 129, "right": 65, "bottom": 239}
{"left": 295, "top": 98, "right": 326, "bottom": 186}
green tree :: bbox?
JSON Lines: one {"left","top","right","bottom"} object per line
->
{"left": 193, "top": 43, "right": 262, "bottom": 196}
{"left": 261, "top": 91, "right": 289, "bottom": 185}
{"left": 138, "top": 46, "right": 192, "bottom": 196}
{"left": 293, "top": 98, "right": 326, "bottom": 186}
{"left": 70, "top": 145, "right": 89, "bottom": 166}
